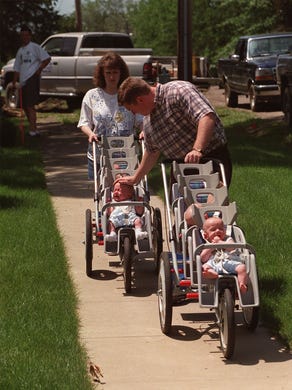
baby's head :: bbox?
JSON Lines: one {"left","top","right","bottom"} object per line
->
{"left": 203, "top": 217, "right": 225, "bottom": 242}
{"left": 112, "top": 182, "right": 134, "bottom": 202}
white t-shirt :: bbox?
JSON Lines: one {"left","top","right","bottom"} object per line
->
{"left": 78, "top": 87, "right": 143, "bottom": 160}
{"left": 13, "top": 41, "right": 50, "bottom": 86}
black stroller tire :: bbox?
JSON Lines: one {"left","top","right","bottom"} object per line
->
{"left": 242, "top": 306, "right": 259, "bottom": 331}
{"left": 153, "top": 207, "right": 163, "bottom": 274}
{"left": 122, "top": 236, "right": 132, "bottom": 293}
{"left": 157, "top": 253, "right": 173, "bottom": 334}
{"left": 85, "top": 209, "right": 93, "bottom": 276}
{"left": 218, "top": 288, "right": 235, "bottom": 359}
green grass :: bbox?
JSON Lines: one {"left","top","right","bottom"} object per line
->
{"left": 0, "top": 115, "right": 92, "bottom": 388}
{"left": 149, "top": 107, "right": 292, "bottom": 349}
{"left": 220, "top": 108, "right": 292, "bottom": 346}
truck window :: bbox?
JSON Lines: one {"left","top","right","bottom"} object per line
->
{"left": 269, "top": 36, "right": 292, "bottom": 54}
{"left": 248, "top": 36, "right": 292, "bottom": 57}
{"left": 42, "top": 37, "right": 77, "bottom": 56}
{"left": 249, "top": 40, "right": 258, "bottom": 57}
{"left": 81, "top": 35, "right": 133, "bottom": 49}
{"left": 61, "top": 38, "right": 77, "bottom": 56}
{"left": 234, "top": 40, "right": 246, "bottom": 60}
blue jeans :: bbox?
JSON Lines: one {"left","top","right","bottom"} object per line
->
{"left": 88, "top": 158, "right": 100, "bottom": 181}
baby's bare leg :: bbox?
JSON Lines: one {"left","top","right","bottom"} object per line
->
{"left": 236, "top": 264, "right": 248, "bottom": 293}
{"left": 202, "top": 264, "right": 218, "bottom": 279}
{"left": 108, "top": 221, "right": 116, "bottom": 233}
{"left": 134, "top": 217, "right": 142, "bottom": 229}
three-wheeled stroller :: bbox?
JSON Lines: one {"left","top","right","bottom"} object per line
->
{"left": 157, "top": 159, "right": 260, "bottom": 359}
{"left": 85, "top": 135, "right": 163, "bottom": 293}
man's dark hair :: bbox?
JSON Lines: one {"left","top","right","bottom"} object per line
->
{"left": 20, "top": 25, "right": 32, "bottom": 34}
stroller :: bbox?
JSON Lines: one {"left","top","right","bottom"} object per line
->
{"left": 85, "top": 135, "right": 163, "bottom": 293}
{"left": 157, "top": 159, "right": 260, "bottom": 359}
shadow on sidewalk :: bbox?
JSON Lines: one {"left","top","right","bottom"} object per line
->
{"left": 40, "top": 124, "right": 91, "bottom": 199}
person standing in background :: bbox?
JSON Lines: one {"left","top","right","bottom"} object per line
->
{"left": 13, "top": 25, "right": 51, "bottom": 136}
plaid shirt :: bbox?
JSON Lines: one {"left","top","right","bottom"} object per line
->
{"left": 143, "top": 81, "right": 227, "bottom": 159}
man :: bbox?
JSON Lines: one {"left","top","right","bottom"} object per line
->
{"left": 13, "top": 25, "right": 51, "bottom": 136}
{"left": 116, "top": 77, "right": 232, "bottom": 187}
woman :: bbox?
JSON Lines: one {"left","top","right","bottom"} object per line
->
{"left": 77, "top": 52, "right": 143, "bottom": 179}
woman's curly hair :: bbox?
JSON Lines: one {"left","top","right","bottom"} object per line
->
{"left": 93, "top": 52, "right": 129, "bottom": 88}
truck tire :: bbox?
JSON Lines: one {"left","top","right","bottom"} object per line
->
{"left": 66, "top": 97, "right": 82, "bottom": 111}
{"left": 224, "top": 83, "right": 238, "bottom": 108}
{"left": 283, "top": 86, "right": 292, "bottom": 128}
{"left": 5, "top": 82, "right": 20, "bottom": 109}
{"left": 249, "top": 85, "right": 260, "bottom": 112}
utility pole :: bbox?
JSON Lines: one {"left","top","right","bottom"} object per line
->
{"left": 177, "top": 0, "right": 192, "bottom": 82}
{"left": 75, "top": 0, "right": 82, "bottom": 32}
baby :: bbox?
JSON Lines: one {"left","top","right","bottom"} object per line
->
{"left": 105, "top": 181, "right": 148, "bottom": 242}
{"left": 201, "top": 217, "right": 248, "bottom": 293}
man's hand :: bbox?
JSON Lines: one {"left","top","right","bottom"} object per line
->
{"left": 184, "top": 149, "right": 202, "bottom": 163}
{"left": 114, "top": 175, "right": 136, "bottom": 187}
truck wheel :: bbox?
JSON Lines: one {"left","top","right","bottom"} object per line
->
{"left": 66, "top": 97, "right": 82, "bottom": 111}
{"left": 5, "top": 82, "right": 20, "bottom": 109}
{"left": 249, "top": 85, "right": 260, "bottom": 112}
{"left": 283, "top": 87, "right": 292, "bottom": 128}
{"left": 224, "top": 83, "right": 238, "bottom": 107}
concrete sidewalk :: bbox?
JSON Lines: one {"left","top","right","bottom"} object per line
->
{"left": 41, "top": 123, "right": 291, "bottom": 389}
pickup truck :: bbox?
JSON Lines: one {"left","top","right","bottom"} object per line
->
{"left": 0, "top": 32, "right": 153, "bottom": 109}
{"left": 276, "top": 52, "right": 292, "bottom": 128}
{"left": 217, "top": 32, "right": 292, "bottom": 111}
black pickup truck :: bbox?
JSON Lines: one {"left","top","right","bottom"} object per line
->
{"left": 217, "top": 32, "right": 292, "bottom": 111}
{"left": 276, "top": 52, "right": 292, "bottom": 128}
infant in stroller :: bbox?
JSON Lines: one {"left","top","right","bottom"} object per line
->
{"left": 105, "top": 181, "right": 148, "bottom": 242}
{"left": 201, "top": 217, "right": 248, "bottom": 293}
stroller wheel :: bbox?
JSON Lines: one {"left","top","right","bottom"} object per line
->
{"left": 122, "top": 236, "right": 132, "bottom": 293}
{"left": 218, "top": 288, "right": 235, "bottom": 359}
{"left": 153, "top": 207, "right": 163, "bottom": 274}
{"left": 242, "top": 306, "right": 259, "bottom": 331}
{"left": 157, "top": 253, "right": 173, "bottom": 334}
{"left": 85, "top": 209, "right": 93, "bottom": 276}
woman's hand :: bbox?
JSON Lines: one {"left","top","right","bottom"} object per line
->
{"left": 88, "top": 132, "right": 98, "bottom": 143}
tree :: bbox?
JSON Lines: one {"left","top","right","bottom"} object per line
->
{"left": 127, "top": 0, "right": 292, "bottom": 64}
{"left": 56, "top": 14, "right": 76, "bottom": 33}
{"left": 75, "top": 0, "right": 82, "bottom": 31}
{"left": 2, "top": 0, "right": 290, "bottom": 68}
{"left": 127, "top": 0, "right": 178, "bottom": 55}
{"left": 80, "top": 0, "right": 132, "bottom": 32}
{"left": 0, "top": 0, "right": 60, "bottom": 64}
{"left": 192, "top": 0, "right": 292, "bottom": 64}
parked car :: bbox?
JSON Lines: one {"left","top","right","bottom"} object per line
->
{"left": 0, "top": 32, "right": 153, "bottom": 109}
{"left": 217, "top": 32, "right": 292, "bottom": 111}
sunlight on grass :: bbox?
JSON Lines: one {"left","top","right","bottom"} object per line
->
{"left": 0, "top": 147, "right": 92, "bottom": 389}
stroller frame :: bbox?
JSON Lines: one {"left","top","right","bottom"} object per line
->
{"left": 157, "top": 160, "right": 260, "bottom": 359}
{"left": 84, "top": 135, "right": 163, "bottom": 293}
